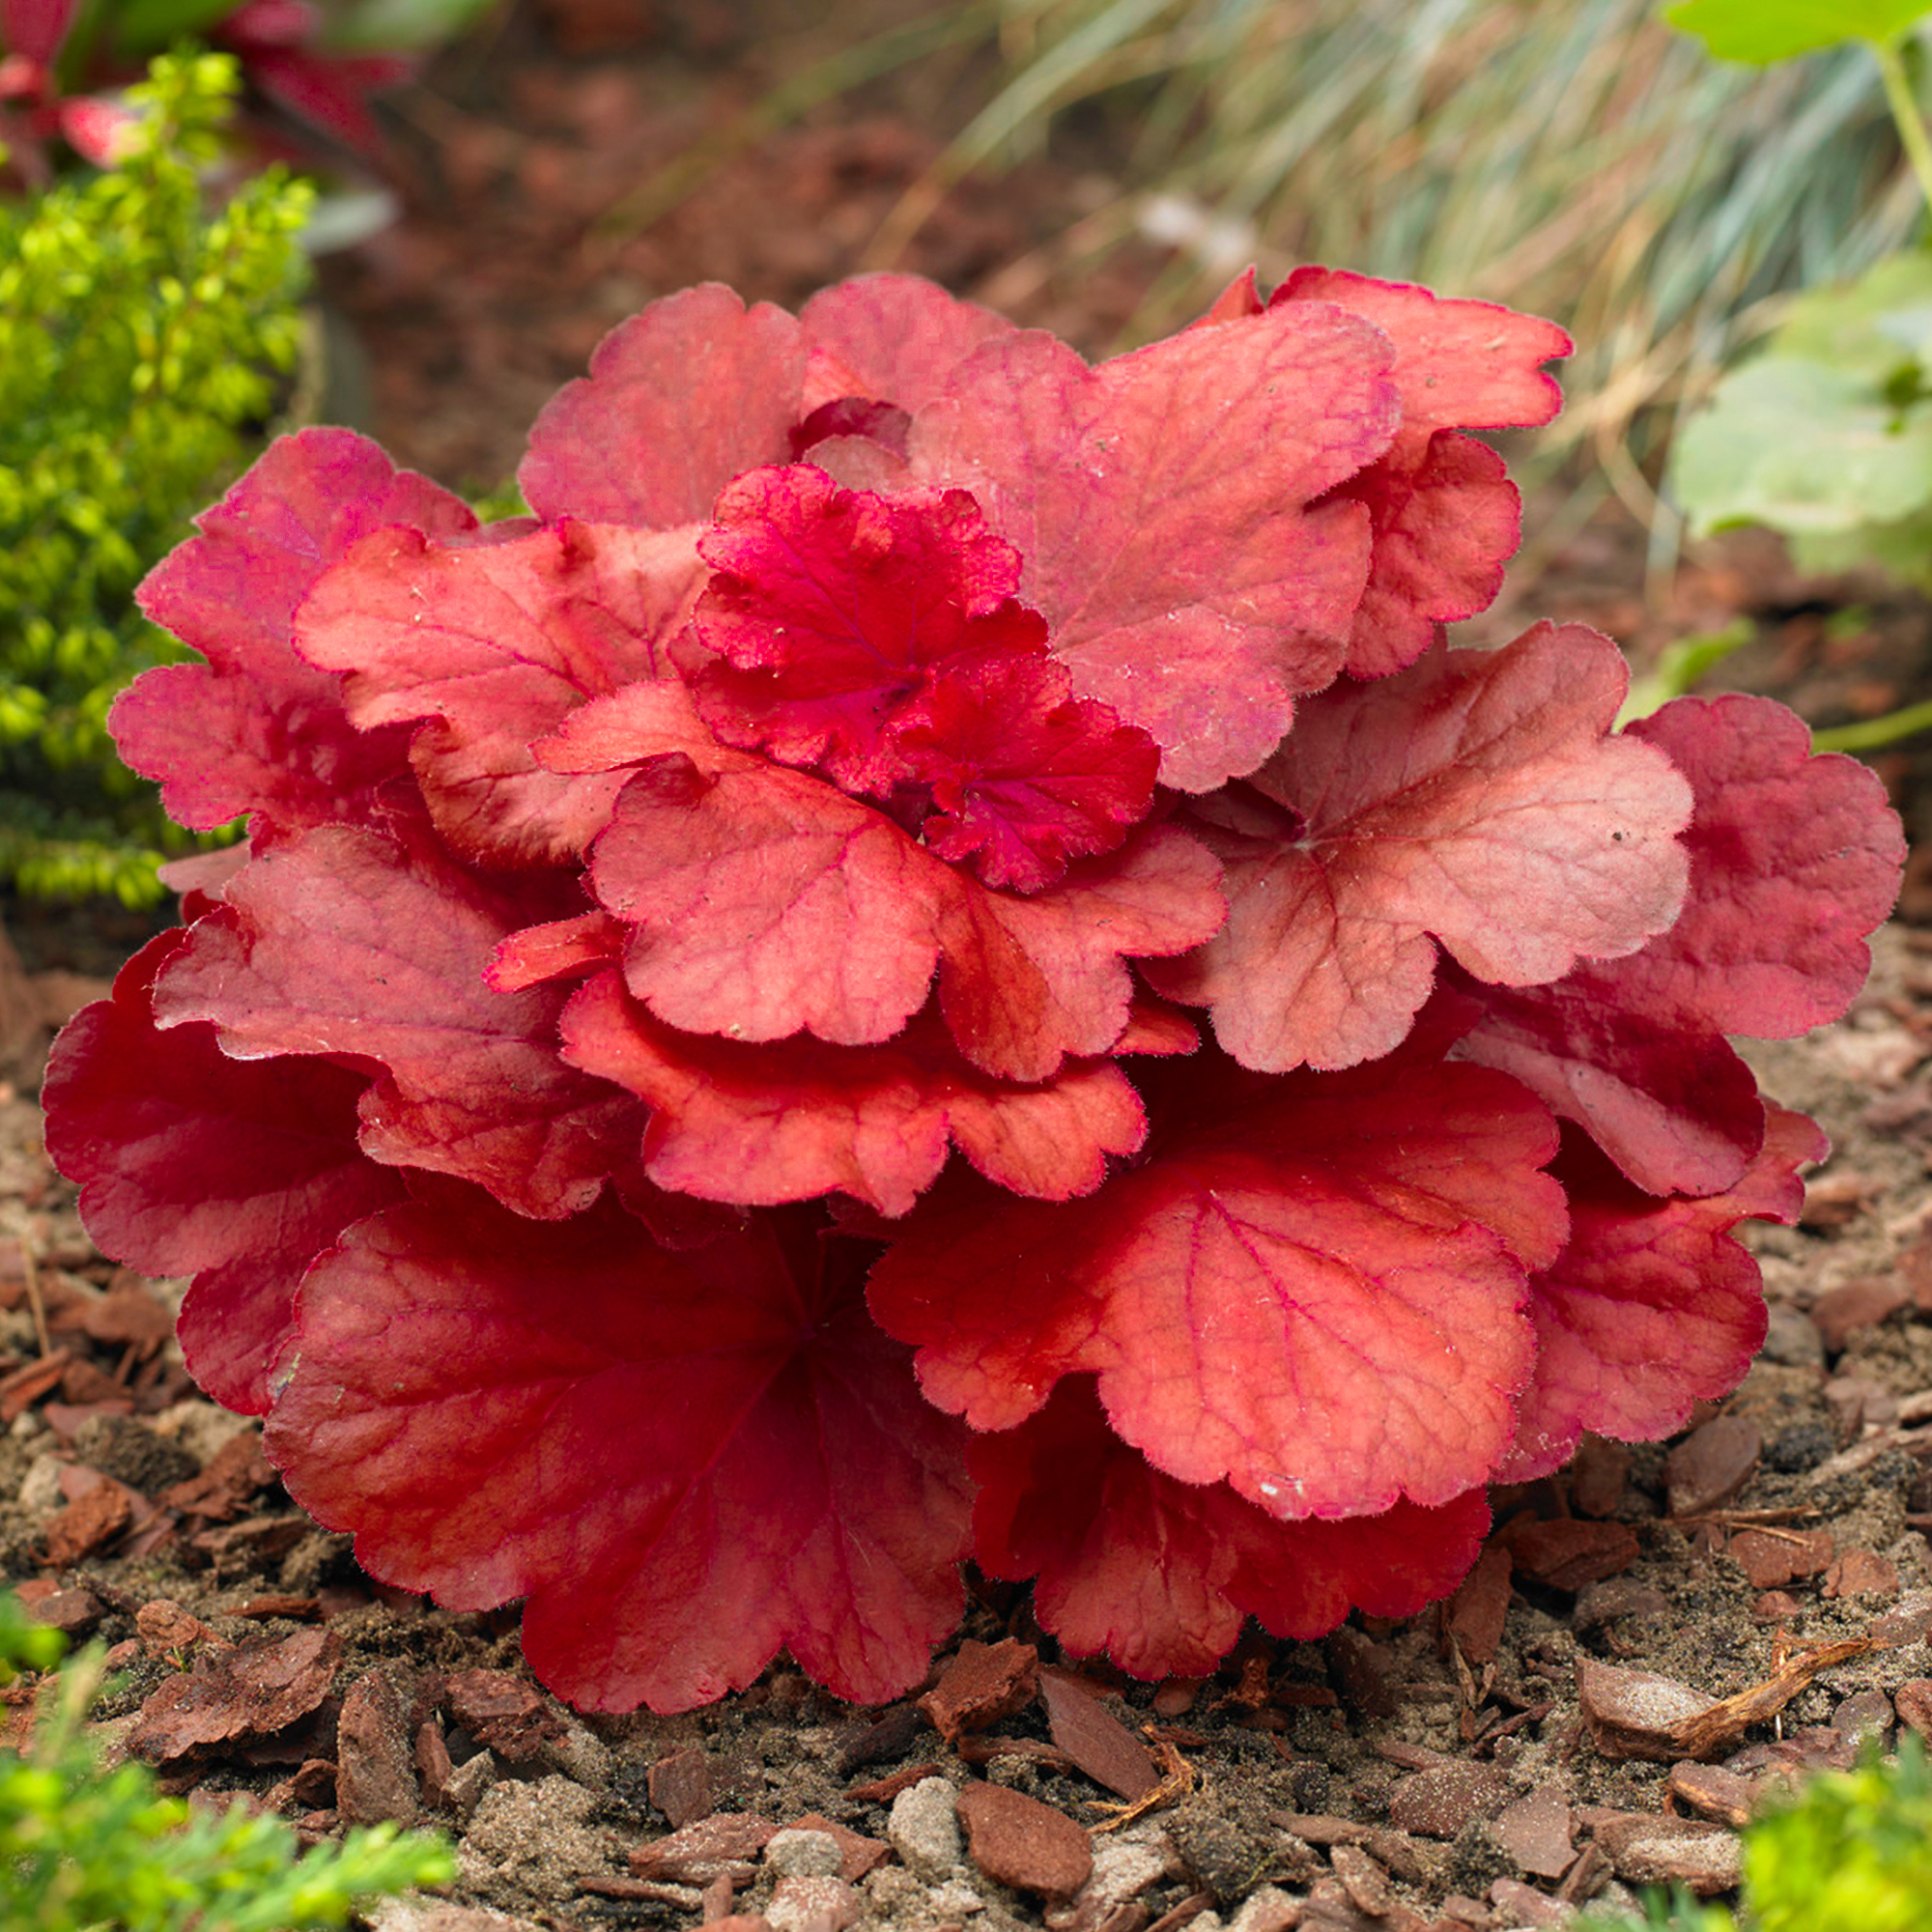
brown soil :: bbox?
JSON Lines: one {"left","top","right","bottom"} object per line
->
{"left": 8, "top": 6, "right": 1932, "bottom": 1931}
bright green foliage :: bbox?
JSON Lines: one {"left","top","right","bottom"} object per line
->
{"left": 0, "top": 1592, "right": 455, "bottom": 1931}
{"left": 1666, "top": 0, "right": 1932, "bottom": 65}
{"left": 1577, "top": 1736, "right": 1932, "bottom": 1932}
{"left": 1672, "top": 244, "right": 1932, "bottom": 587}
{"left": 0, "top": 50, "right": 310, "bottom": 905}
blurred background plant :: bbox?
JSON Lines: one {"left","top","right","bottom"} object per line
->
{"left": 0, "top": 47, "right": 311, "bottom": 906}
{"left": 0, "top": 0, "right": 499, "bottom": 190}
{"left": 1662, "top": 0, "right": 1932, "bottom": 751}
{"left": 1574, "top": 1732, "right": 1932, "bottom": 1932}
{"left": 0, "top": 1588, "right": 454, "bottom": 1930}
{"left": 766, "top": 0, "right": 1927, "bottom": 544}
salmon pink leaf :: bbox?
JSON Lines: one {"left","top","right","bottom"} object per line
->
{"left": 1205, "top": 269, "right": 1571, "bottom": 679}
{"left": 1499, "top": 1107, "right": 1825, "bottom": 1482}
{"left": 907, "top": 304, "right": 1401, "bottom": 790}
{"left": 263, "top": 1188, "right": 973, "bottom": 1712}
{"left": 294, "top": 521, "right": 706, "bottom": 865}
{"left": 1272, "top": 268, "right": 1570, "bottom": 443}
{"left": 868, "top": 1051, "right": 1564, "bottom": 1518}
{"left": 151, "top": 828, "right": 642, "bottom": 1220}
{"left": 1149, "top": 624, "right": 1693, "bottom": 1071}
{"left": 560, "top": 972, "right": 1147, "bottom": 1215}
{"left": 590, "top": 758, "right": 1220, "bottom": 1080}
{"left": 41, "top": 930, "right": 406, "bottom": 1414}
{"left": 798, "top": 273, "right": 1019, "bottom": 413}
{"left": 1460, "top": 694, "right": 1905, "bottom": 1193}
{"left": 520, "top": 285, "right": 806, "bottom": 526}
{"left": 972, "top": 1380, "right": 1492, "bottom": 1679}
{"left": 119, "top": 428, "right": 476, "bottom": 834}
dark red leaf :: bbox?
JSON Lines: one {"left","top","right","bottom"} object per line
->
{"left": 1498, "top": 1106, "right": 1825, "bottom": 1483}
{"left": 264, "top": 1189, "right": 973, "bottom": 1712}
{"left": 42, "top": 932, "right": 404, "bottom": 1414}
{"left": 973, "top": 1380, "right": 1492, "bottom": 1679}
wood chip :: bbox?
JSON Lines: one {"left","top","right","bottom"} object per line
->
{"left": 1040, "top": 1672, "right": 1157, "bottom": 1802}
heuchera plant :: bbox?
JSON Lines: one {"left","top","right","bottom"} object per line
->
{"left": 42, "top": 269, "right": 1905, "bottom": 1713}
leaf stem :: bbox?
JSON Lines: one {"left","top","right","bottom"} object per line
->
{"left": 1871, "top": 36, "right": 1932, "bottom": 231}
{"left": 1811, "top": 696, "right": 1932, "bottom": 753}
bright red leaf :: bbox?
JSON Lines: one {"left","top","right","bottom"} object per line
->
{"left": 264, "top": 1188, "right": 973, "bottom": 1712}
{"left": 691, "top": 468, "right": 1043, "bottom": 792}
{"left": 906, "top": 303, "right": 1400, "bottom": 791}
{"left": 42, "top": 930, "right": 405, "bottom": 1415}
{"left": 1460, "top": 695, "right": 1905, "bottom": 1194}
{"left": 971, "top": 1379, "right": 1492, "bottom": 1679}
{"left": 151, "top": 826, "right": 642, "bottom": 1220}
{"left": 1149, "top": 624, "right": 1692, "bottom": 1071}
{"left": 1498, "top": 1107, "right": 1824, "bottom": 1483}
{"left": 868, "top": 1048, "right": 1565, "bottom": 1519}
{"left": 560, "top": 972, "right": 1149, "bottom": 1215}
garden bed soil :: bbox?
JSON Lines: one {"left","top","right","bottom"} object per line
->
{"left": 8, "top": 5, "right": 1932, "bottom": 1928}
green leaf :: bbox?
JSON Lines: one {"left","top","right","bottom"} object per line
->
{"left": 1672, "top": 355, "right": 1932, "bottom": 535}
{"left": 1665, "top": 0, "right": 1932, "bottom": 63}
{"left": 1773, "top": 255, "right": 1932, "bottom": 384}
{"left": 111, "top": 0, "right": 243, "bottom": 58}
{"left": 326, "top": 0, "right": 501, "bottom": 52}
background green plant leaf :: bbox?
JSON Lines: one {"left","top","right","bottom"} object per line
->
{"left": 1773, "top": 254, "right": 1932, "bottom": 380}
{"left": 1666, "top": 0, "right": 1932, "bottom": 64}
{"left": 1672, "top": 355, "right": 1932, "bottom": 533}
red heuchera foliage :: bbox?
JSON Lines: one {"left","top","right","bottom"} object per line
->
{"left": 43, "top": 270, "right": 1905, "bottom": 1715}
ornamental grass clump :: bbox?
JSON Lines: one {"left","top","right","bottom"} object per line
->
{"left": 42, "top": 269, "right": 1905, "bottom": 1713}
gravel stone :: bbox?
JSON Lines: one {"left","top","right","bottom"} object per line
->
{"left": 889, "top": 1775, "right": 963, "bottom": 1882}
{"left": 765, "top": 1829, "right": 845, "bottom": 1879}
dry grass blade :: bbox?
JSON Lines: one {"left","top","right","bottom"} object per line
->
{"left": 861, "top": 0, "right": 1920, "bottom": 512}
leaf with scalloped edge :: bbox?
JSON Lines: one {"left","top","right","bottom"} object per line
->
{"left": 42, "top": 930, "right": 405, "bottom": 1414}
{"left": 1150, "top": 624, "right": 1692, "bottom": 1072}
{"left": 971, "top": 1378, "right": 1492, "bottom": 1679}
{"left": 264, "top": 1186, "right": 973, "bottom": 1712}
{"left": 868, "top": 1046, "right": 1564, "bottom": 1519}
{"left": 1498, "top": 1106, "right": 1825, "bottom": 1483}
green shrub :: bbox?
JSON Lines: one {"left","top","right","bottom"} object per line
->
{"left": 0, "top": 1591, "right": 454, "bottom": 1931}
{"left": 0, "top": 48, "right": 311, "bottom": 906}
{"left": 1578, "top": 1733, "right": 1932, "bottom": 1932}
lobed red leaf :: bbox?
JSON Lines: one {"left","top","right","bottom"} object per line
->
{"left": 561, "top": 972, "right": 1147, "bottom": 1215}
{"left": 151, "top": 827, "right": 642, "bottom": 1220}
{"left": 869, "top": 1050, "right": 1564, "bottom": 1518}
{"left": 264, "top": 1188, "right": 973, "bottom": 1712}
{"left": 972, "top": 1379, "right": 1492, "bottom": 1679}
{"left": 1499, "top": 1106, "right": 1825, "bottom": 1482}
{"left": 907, "top": 304, "right": 1400, "bottom": 791}
{"left": 1150, "top": 624, "right": 1692, "bottom": 1071}
{"left": 1460, "top": 694, "right": 1905, "bottom": 1193}
{"left": 41, "top": 931, "right": 405, "bottom": 1414}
